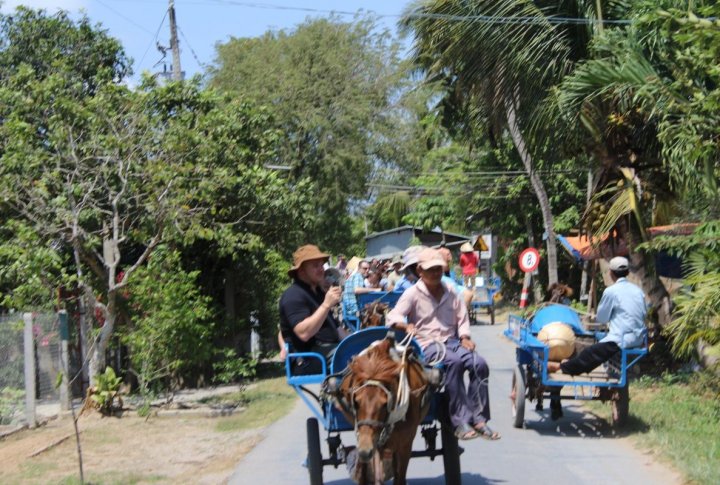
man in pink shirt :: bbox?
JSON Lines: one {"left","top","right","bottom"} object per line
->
{"left": 386, "top": 248, "right": 500, "bottom": 441}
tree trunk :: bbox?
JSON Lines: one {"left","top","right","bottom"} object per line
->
{"left": 627, "top": 251, "right": 672, "bottom": 332}
{"left": 88, "top": 291, "right": 117, "bottom": 386}
{"left": 505, "top": 99, "right": 558, "bottom": 286}
{"left": 72, "top": 245, "right": 90, "bottom": 393}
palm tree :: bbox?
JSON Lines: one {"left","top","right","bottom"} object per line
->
{"left": 547, "top": 1, "right": 720, "bottom": 327}
{"left": 401, "top": 0, "right": 613, "bottom": 286}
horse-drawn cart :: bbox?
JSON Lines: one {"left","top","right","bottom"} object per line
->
{"left": 285, "top": 327, "right": 462, "bottom": 485}
{"left": 469, "top": 279, "right": 500, "bottom": 326}
{"left": 503, "top": 304, "right": 647, "bottom": 428}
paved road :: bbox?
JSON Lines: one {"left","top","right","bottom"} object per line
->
{"left": 229, "top": 323, "right": 680, "bottom": 485}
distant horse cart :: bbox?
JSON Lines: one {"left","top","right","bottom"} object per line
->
{"left": 285, "top": 327, "right": 462, "bottom": 485}
{"left": 504, "top": 304, "right": 647, "bottom": 428}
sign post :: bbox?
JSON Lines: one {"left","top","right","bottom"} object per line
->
{"left": 518, "top": 248, "right": 540, "bottom": 308}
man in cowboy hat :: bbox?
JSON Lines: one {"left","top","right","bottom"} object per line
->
{"left": 279, "top": 244, "right": 348, "bottom": 374}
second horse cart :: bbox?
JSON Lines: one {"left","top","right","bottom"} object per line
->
{"left": 504, "top": 304, "right": 647, "bottom": 427}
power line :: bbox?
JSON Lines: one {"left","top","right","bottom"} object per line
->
{"left": 106, "top": 0, "right": 719, "bottom": 27}
{"left": 178, "top": 25, "right": 207, "bottom": 70}
{"left": 94, "top": 0, "right": 156, "bottom": 36}
{"left": 367, "top": 183, "right": 535, "bottom": 197}
{"left": 185, "top": 0, "right": 636, "bottom": 26}
{"left": 399, "top": 168, "right": 584, "bottom": 176}
{"left": 138, "top": 8, "right": 169, "bottom": 69}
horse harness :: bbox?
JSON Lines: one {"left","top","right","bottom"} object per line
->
{"left": 324, "top": 341, "right": 431, "bottom": 448}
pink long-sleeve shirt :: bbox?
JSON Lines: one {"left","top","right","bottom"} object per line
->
{"left": 386, "top": 280, "right": 471, "bottom": 349}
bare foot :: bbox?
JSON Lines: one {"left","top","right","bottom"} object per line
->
{"left": 547, "top": 361, "right": 562, "bottom": 373}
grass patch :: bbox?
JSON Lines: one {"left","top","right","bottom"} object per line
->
{"left": 17, "top": 461, "right": 59, "bottom": 481}
{"left": 57, "top": 472, "right": 166, "bottom": 485}
{"left": 214, "top": 377, "right": 296, "bottom": 432}
{"left": 589, "top": 371, "right": 719, "bottom": 484}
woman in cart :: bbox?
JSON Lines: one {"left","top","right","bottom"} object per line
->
{"left": 386, "top": 247, "right": 500, "bottom": 441}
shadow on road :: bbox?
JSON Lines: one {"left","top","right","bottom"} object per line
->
{"left": 325, "top": 471, "right": 503, "bottom": 484}
{"left": 522, "top": 407, "right": 650, "bottom": 438}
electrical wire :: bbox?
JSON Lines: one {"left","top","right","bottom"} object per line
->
{"left": 178, "top": 25, "right": 207, "bottom": 69}
{"left": 137, "top": 8, "right": 170, "bottom": 69}
{"left": 95, "top": 0, "right": 157, "bottom": 35}
{"left": 103, "top": 0, "right": 708, "bottom": 27}
{"left": 188, "top": 0, "right": 636, "bottom": 26}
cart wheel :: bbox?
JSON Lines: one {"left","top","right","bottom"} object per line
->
{"left": 612, "top": 384, "right": 629, "bottom": 427}
{"left": 306, "top": 418, "right": 324, "bottom": 485}
{"left": 511, "top": 364, "right": 526, "bottom": 428}
{"left": 440, "top": 422, "right": 462, "bottom": 485}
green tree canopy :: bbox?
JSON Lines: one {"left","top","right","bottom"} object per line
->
{"left": 0, "top": 7, "right": 130, "bottom": 90}
{"left": 209, "top": 16, "right": 406, "bottom": 252}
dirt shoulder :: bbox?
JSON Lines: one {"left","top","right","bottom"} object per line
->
{"left": 0, "top": 379, "right": 294, "bottom": 485}
{"left": 1, "top": 412, "right": 259, "bottom": 484}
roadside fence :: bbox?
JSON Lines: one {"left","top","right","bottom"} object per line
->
{"left": 0, "top": 311, "right": 74, "bottom": 428}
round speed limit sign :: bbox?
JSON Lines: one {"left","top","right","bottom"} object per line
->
{"left": 519, "top": 248, "right": 540, "bottom": 273}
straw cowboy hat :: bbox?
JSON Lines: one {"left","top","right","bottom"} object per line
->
{"left": 288, "top": 244, "right": 329, "bottom": 276}
{"left": 460, "top": 242, "right": 474, "bottom": 253}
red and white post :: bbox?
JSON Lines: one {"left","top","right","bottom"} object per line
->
{"left": 518, "top": 248, "right": 540, "bottom": 309}
{"left": 519, "top": 272, "right": 531, "bottom": 308}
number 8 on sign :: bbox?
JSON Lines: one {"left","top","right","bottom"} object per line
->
{"left": 518, "top": 248, "right": 540, "bottom": 273}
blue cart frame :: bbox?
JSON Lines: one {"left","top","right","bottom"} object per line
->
{"left": 503, "top": 304, "right": 647, "bottom": 428}
{"left": 469, "top": 278, "right": 500, "bottom": 326}
{"left": 342, "top": 291, "right": 402, "bottom": 332}
{"left": 285, "top": 327, "right": 462, "bottom": 485}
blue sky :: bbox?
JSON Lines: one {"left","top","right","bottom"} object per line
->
{"left": 1, "top": 0, "right": 412, "bottom": 82}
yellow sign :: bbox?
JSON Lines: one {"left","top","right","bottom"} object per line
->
{"left": 473, "top": 237, "right": 489, "bottom": 252}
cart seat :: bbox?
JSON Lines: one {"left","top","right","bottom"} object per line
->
{"left": 530, "top": 304, "right": 590, "bottom": 336}
{"left": 357, "top": 291, "right": 402, "bottom": 310}
{"left": 330, "top": 327, "right": 424, "bottom": 373}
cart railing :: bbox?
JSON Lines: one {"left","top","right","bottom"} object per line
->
{"left": 343, "top": 291, "right": 402, "bottom": 332}
{"left": 284, "top": 327, "right": 430, "bottom": 431}
{"left": 504, "top": 312, "right": 648, "bottom": 389}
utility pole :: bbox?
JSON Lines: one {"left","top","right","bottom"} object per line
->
{"left": 168, "top": 0, "right": 182, "bottom": 81}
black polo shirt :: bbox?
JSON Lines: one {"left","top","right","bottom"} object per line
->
{"left": 279, "top": 278, "right": 340, "bottom": 354}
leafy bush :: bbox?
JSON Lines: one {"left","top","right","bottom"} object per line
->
{"left": 89, "top": 366, "right": 123, "bottom": 415}
{"left": 212, "top": 348, "right": 257, "bottom": 384}
{"left": 0, "top": 317, "right": 24, "bottom": 389}
{"left": 645, "top": 222, "right": 720, "bottom": 363}
{"left": 0, "top": 387, "right": 23, "bottom": 424}
{"left": 122, "top": 247, "right": 214, "bottom": 394}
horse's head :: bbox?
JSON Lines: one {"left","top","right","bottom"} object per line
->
{"left": 340, "top": 338, "right": 400, "bottom": 462}
{"left": 547, "top": 282, "right": 573, "bottom": 303}
{"left": 360, "top": 302, "right": 390, "bottom": 329}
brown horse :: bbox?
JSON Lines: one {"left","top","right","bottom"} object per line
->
{"left": 546, "top": 282, "right": 574, "bottom": 303}
{"left": 336, "top": 336, "right": 432, "bottom": 485}
{"left": 360, "top": 302, "right": 390, "bottom": 329}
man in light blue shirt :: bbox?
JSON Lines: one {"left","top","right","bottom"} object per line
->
{"left": 342, "top": 260, "right": 378, "bottom": 317}
{"left": 548, "top": 256, "right": 647, "bottom": 375}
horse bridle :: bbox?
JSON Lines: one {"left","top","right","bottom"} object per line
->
{"left": 351, "top": 377, "right": 405, "bottom": 447}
